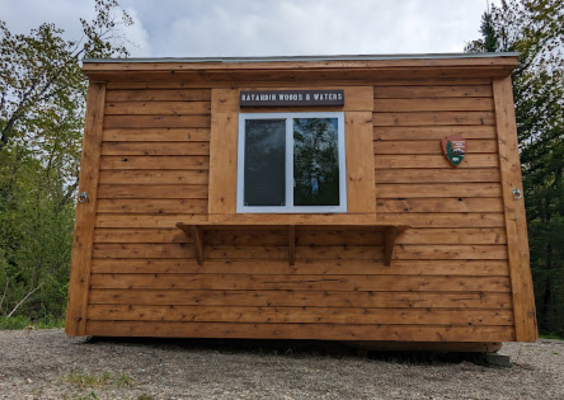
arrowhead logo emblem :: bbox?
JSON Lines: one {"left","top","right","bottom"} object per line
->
{"left": 442, "top": 135, "right": 467, "bottom": 167}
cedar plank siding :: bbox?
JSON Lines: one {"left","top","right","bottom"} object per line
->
{"left": 67, "top": 55, "right": 536, "bottom": 344}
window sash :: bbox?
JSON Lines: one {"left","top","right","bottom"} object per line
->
{"left": 237, "top": 112, "right": 347, "bottom": 213}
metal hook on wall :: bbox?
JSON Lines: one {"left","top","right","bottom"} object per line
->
{"left": 512, "top": 188, "right": 523, "bottom": 200}
{"left": 78, "top": 192, "right": 89, "bottom": 203}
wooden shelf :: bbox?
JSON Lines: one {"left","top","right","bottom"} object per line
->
{"left": 176, "top": 222, "right": 410, "bottom": 267}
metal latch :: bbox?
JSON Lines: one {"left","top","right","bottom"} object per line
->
{"left": 512, "top": 188, "right": 523, "bottom": 200}
{"left": 78, "top": 192, "right": 89, "bottom": 203}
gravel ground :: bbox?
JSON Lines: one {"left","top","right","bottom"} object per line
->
{"left": 0, "top": 329, "right": 562, "bottom": 399}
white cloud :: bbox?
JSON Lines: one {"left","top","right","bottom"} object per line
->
{"left": 1, "top": 0, "right": 496, "bottom": 58}
{"left": 122, "top": 7, "right": 151, "bottom": 57}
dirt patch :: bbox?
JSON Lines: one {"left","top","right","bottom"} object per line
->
{"left": 0, "top": 329, "right": 562, "bottom": 399}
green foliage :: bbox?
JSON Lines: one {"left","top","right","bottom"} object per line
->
{"left": 467, "top": 0, "right": 564, "bottom": 336}
{"left": 0, "top": 314, "right": 64, "bottom": 329}
{"left": 0, "top": 1, "right": 132, "bottom": 325}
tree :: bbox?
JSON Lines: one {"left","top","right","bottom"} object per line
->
{"left": 466, "top": 0, "right": 564, "bottom": 336}
{"left": 0, "top": 0, "right": 133, "bottom": 323}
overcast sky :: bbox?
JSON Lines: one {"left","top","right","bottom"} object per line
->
{"left": 0, "top": 0, "right": 498, "bottom": 58}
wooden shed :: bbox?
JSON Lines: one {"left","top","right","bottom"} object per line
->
{"left": 66, "top": 53, "right": 537, "bottom": 349}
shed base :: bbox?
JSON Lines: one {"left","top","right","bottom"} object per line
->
{"left": 342, "top": 341, "right": 502, "bottom": 353}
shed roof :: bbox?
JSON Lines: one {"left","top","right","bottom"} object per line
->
{"left": 82, "top": 52, "right": 519, "bottom": 80}
{"left": 83, "top": 52, "right": 518, "bottom": 64}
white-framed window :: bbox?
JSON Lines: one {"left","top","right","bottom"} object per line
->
{"left": 237, "top": 112, "right": 347, "bottom": 213}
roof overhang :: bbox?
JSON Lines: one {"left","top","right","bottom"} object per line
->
{"left": 83, "top": 52, "right": 519, "bottom": 81}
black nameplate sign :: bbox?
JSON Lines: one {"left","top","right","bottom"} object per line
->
{"left": 240, "top": 90, "right": 344, "bottom": 107}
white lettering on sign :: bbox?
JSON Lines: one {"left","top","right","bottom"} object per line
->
{"left": 240, "top": 90, "right": 345, "bottom": 107}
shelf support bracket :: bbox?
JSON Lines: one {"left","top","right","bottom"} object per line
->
{"left": 383, "top": 226, "right": 398, "bottom": 267}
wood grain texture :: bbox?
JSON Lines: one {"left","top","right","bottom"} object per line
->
{"left": 374, "top": 140, "right": 497, "bottom": 154}
{"left": 213, "top": 86, "right": 374, "bottom": 113}
{"left": 377, "top": 213, "right": 505, "bottom": 228}
{"left": 105, "top": 89, "right": 211, "bottom": 102}
{"left": 375, "top": 169, "right": 500, "bottom": 183}
{"left": 208, "top": 90, "right": 238, "bottom": 214}
{"left": 70, "top": 66, "right": 526, "bottom": 343}
{"left": 89, "top": 289, "right": 512, "bottom": 309}
{"left": 97, "top": 184, "right": 208, "bottom": 199}
{"left": 65, "top": 81, "right": 106, "bottom": 336}
{"left": 102, "top": 128, "right": 210, "bottom": 142}
{"left": 85, "top": 321, "right": 516, "bottom": 342}
{"left": 373, "top": 112, "right": 496, "bottom": 127}
{"left": 89, "top": 273, "right": 511, "bottom": 292}
{"left": 101, "top": 142, "right": 209, "bottom": 156}
{"left": 374, "top": 85, "right": 493, "bottom": 99}
{"left": 105, "top": 101, "right": 211, "bottom": 115}
{"left": 376, "top": 198, "right": 504, "bottom": 213}
{"left": 105, "top": 78, "right": 492, "bottom": 90}
{"left": 98, "top": 170, "right": 208, "bottom": 185}
{"left": 100, "top": 156, "right": 209, "bottom": 170}
{"left": 97, "top": 199, "right": 208, "bottom": 214}
{"left": 84, "top": 56, "right": 517, "bottom": 72}
{"left": 374, "top": 126, "right": 497, "bottom": 141}
{"left": 373, "top": 97, "right": 494, "bottom": 112}
{"left": 88, "top": 305, "right": 514, "bottom": 326}
{"left": 346, "top": 110, "right": 377, "bottom": 213}
{"left": 104, "top": 115, "right": 210, "bottom": 129}
{"left": 374, "top": 154, "right": 499, "bottom": 169}
{"left": 91, "top": 227, "right": 507, "bottom": 246}
{"left": 90, "top": 258, "right": 509, "bottom": 276}
{"left": 493, "top": 77, "right": 538, "bottom": 342}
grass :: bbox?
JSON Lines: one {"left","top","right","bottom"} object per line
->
{"left": 540, "top": 332, "right": 564, "bottom": 340}
{"left": 64, "top": 371, "right": 133, "bottom": 390}
{"left": 0, "top": 315, "right": 64, "bottom": 330}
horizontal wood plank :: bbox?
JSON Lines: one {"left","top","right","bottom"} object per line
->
{"left": 374, "top": 85, "right": 493, "bottom": 99}
{"left": 100, "top": 156, "right": 209, "bottom": 170}
{"left": 101, "top": 142, "right": 209, "bottom": 156}
{"left": 374, "top": 126, "right": 497, "bottom": 140}
{"left": 374, "top": 140, "right": 497, "bottom": 154}
{"left": 89, "top": 273, "right": 511, "bottom": 292}
{"left": 377, "top": 213, "right": 505, "bottom": 228}
{"left": 105, "top": 89, "right": 211, "bottom": 102}
{"left": 97, "top": 199, "right": 208, "bottom": 214}
{"left": 373, "top": 112, "right": 496, "bottom": 127}
{"left": 97, "top": 184, "right": 208, "bottom": 199}
{"left": 85, "top": 321, "right": 516, "bottom": 342}
{"left": 375, "top": 169, "right": 500, "bottom": 183}
{"left": 214, "top": 86, "right": 373, "bottom": 113}
{"left": 105, "top": 101, "right": 211, "bottom": 115}
{"left": 99, "top": 170, "right": 208, "bottom": 185}
{"left": 374, "top": 97, "right": 494, "bottom": 112}
{"left": 90, "top": 258, "right": 509, "bottom": 276}
{"left": 95, "top": 214, "right": 208, "bottom": 228}
{"left": 89, "top": 289, "right": 513, "bottom": 309}
{"left": 377, "top": 183, "right": 502, "bottom": 198}
{"left": 104, "top": 115, "right": 211, "bottom": 129}
{"left": 106, "top": 78, "right": 492, "bottom": 90}
{"left": 92, "top": 227, "right": 506, "bottom": 246}
{"left": 377, "top": 198, "right": 504, "bottom": 213}
{"left": 103, "top": 128, "right": 210, "bottom": 142}
{"left": 88, "top": 305, "right": 513, "bottom": 326}
{"left": 91, "top": 243, "right": 508, "bottom": 261}
{"left": 374, "top": 154, "right": 499, "bottom": 168}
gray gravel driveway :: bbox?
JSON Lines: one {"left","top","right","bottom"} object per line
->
{"left": 0, "top": 329, "right": 562, "bottom": 399}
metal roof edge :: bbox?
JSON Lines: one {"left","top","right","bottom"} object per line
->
{"left": 83, "top": 52, "right": 519, "bottom": 64}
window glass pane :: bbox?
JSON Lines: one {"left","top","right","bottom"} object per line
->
{"left": 244, "top": 119, "right": 286, "bottom": 206}
{"left": 293, "top": 118, "right": 340, "bottom": 206}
